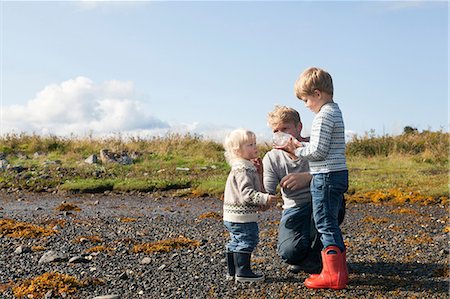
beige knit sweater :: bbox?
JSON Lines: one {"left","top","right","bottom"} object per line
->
{"left": 223, "top": 158, "right": 270, "bottom": 223}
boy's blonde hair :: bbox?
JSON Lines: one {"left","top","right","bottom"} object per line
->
{"left": 223, "top": 129, "right": 256, "bottom": 165}
{"left": 294, "top": 67, "right": 334, "bottom": 100}
{"left": 267, "top": 105, "right": 301, "bottom": 128}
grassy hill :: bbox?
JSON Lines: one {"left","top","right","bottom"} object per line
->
{"left": 0, "top": 130, "right": 447, "bottom": 205}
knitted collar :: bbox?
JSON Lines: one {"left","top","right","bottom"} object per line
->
{"left": 231, "top": 158, "right": 256, "bottom": 171}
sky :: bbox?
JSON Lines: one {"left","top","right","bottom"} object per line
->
{"left": 1, "top": 0, "right": 448, "bottom": 142}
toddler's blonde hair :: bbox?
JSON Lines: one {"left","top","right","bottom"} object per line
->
{"left": 294, "top": 67, "right": 334, "bottom": 100}
{"left": 267, "top": 105, "right": 301, "bottom": 128}
{"left": 223, "top": 129, "right": 256, "bottom": 165}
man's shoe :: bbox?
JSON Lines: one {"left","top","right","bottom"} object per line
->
{"left": 287, "top": 260, "right": 321, "bottom": 274}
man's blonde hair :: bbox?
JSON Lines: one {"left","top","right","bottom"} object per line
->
{"left": 223, "top": 128, "right": 256, "bottom": 165}
{"left": 294, "top": 67, "right": 334, "bottom": 100}
{"left": 267, "top": 105, "right": 301, "bottom": 128}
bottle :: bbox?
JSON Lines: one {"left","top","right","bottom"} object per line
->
{"left": 272, "top": 132, "right": 293, "bottom": 147}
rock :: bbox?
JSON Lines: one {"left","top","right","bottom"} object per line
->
{"left": 92, "top": 295, "right": 120, "bottom": 299}
{"left": 158, "top": 264, "right": 166, "bottom": 271}
{"left": 100, "top": 149, "right": 116, "bottom": 164}
{"left": 0, "top": 159, "right": 9, "bottom": 170}
{"left": 38, "top": 250, "right": 68, "bottom": 264}
{"left": 119, "top": 272, "right": 128, "bottom": 280}
{"left": 118, "top": 154, "right": 132, "bottom": 165}
{"left": 85, "top": 154, "right": 98, "bottom": 164}
{"left": 176, "top": 167, "right": 190, "bottom": 172}
{"left": 68, "top": 255, "right": 91, "bottom": 263}
{"left": 15, "top": 246, "right": 32, "bottom": 254}
{"left": 140, "top": 257, "right": 152, "bottom": 265}
{"left": 33, "top": 151, "right": 46, "bottom": 158}
{"left": 44, "top": 290, "right": 53, "bottom": 299}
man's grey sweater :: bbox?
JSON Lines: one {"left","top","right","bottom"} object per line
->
{"left": 263, "top": 149, "right": 311, "bottom": 210}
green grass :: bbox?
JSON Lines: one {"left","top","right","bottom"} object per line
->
{"left": 347, "top": 155, "right": 448, "bottom": 201}
{"left": 0, "top": 130, "right": 447, "bottom": 204}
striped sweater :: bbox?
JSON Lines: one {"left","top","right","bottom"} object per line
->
{"left": 223, "top": 159, "right": 269, "bottom": 223}
{"left": 295, "top": 102, "right": 347, "bottom": 174}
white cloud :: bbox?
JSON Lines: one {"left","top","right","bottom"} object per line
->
{"left": 0, "top": 76, "right": 240, "bottom": 141}
{"left": 2, "top": 76, "right": 169, "bottom": 137}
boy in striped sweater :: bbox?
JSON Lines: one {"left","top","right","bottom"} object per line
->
{"left": 282, "top": 67, "right": 349, "bottom": 289}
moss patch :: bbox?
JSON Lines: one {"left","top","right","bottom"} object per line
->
{"left": 0, "top": 219, "right": 58, "bottom": 238}
{"left": 133, "top": 236, "right": 200, "bottom": 254}
{"left": 12, "top": 272, "right": 83, "bottom": 298}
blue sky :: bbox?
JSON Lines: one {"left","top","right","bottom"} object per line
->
{"left": 1, "top": 1, "right": 448, "bottom": 141}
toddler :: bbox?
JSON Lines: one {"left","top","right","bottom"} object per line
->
{"left": 223, "top": 128, "right": 276, "bottom": 282}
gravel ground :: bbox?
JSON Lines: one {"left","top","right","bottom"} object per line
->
{"left": 0, "top": 191, "right": 448, "bottom": 299}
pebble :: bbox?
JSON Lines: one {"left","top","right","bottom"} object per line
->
{"left": 0, "top": 194, "right": 447, "bottom": 299}
{"left": 38, "top": 250, "right": 68, "bottom": 264}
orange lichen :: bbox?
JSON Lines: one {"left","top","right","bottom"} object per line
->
{"left": 85, "top": 245, "right": 112, "bottom": 253}
{"left": 118, "top": 217, "right": 137, "bottom": 223}
{"left": 133, "top": 236, "right": 200, "bottom": 254}
{"left": 31, "top": 246, "right": 46, "bottom": 252}
{"left": 55, "top": 203, "right": 81, "bottom": 212}
{"left": 73, "top": 235, "right": 103, "bottom": 243}
{"left": 362, "top": 216, "right": 389, "bottom": 224}
{"left": 369, "top": 237, "right": 387, "bottom": 245}
{"left": 0, "top": 219, "right": 58, "bottom": 238}
{"left": 391, "top": 208, "right": 419, "bottom": 215}
{"left": 0, "top": 282, "right": 13, "bottom": 293}
{"left": 346, "top": 188, "right": 448, "bottom": 205}
{"left": 40, "top": 219, "right": 67, "bottom": 229}
{"left": 405, "top": 235, "right": 433, "bottom": 245}
{"left": 12, "top": 272, "right": 83, "bottom": 299}
{"left": 197, "top": 212, "right": 221, "bottom": 220}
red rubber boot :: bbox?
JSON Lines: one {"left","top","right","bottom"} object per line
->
{"left": 304, "top": 246, "right": 348, "bottom": 290}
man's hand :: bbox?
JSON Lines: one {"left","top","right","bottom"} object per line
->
{"left": 280, "top": 173, "right": 312, "bottom": 190}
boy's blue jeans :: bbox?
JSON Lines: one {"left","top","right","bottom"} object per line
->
{"left": 311, "top": 170, "right": 348, "bottom": 252}
{"left": 224, "top": 221, "right": 259, "bottom": 253}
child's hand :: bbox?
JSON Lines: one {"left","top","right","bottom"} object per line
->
{"left": 260, "top": 195, "right": 278, "bottom": 211}
{"left": 251, "top": 158, "right": 263, "bottom": 174}
{"left": 275, "top": 137, "right": 301, "bottom": 155}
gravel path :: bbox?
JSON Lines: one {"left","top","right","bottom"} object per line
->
{"left": 0, "top": 191, "right": 448, "bottom": 298}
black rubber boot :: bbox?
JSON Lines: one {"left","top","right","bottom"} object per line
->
{"left": 287, "top": 249, "right": 322, "bottom": 274}
{"left": 226, "top": 252, "right": 235, "bottom": 281}
{"left": 234, "top": 252, "right": 264, "bottom": 282}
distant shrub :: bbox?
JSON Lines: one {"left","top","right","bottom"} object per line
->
{"left": 346, "top": 130, "right": 448, "bottom": 164}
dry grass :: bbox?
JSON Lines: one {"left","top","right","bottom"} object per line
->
{"left": 0, "top": 219, "right": 58, "bottom": 238}
{"left": 133, "top": 236, "right": 200, "bottom": 254}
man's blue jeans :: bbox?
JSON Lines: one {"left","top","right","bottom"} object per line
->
{"left": 311, "top": 170, "right": 348, "bottom": 252}
{"left": 224, "top": 221, "right": 259, "bottom": 253}
{"left": 277, "top": 203, "right": 318, "bottom": 265}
